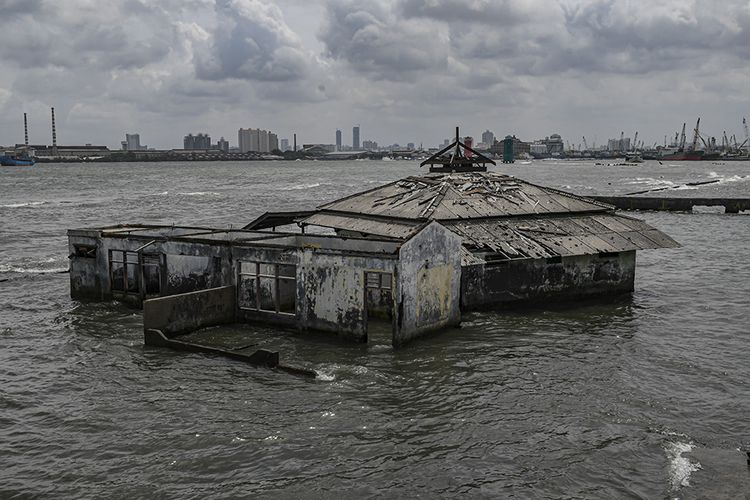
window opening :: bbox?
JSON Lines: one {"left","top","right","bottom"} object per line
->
{"left": 109, "top": 250, "right": 140, "bottom": 294}
{"left": 238, "top": 261, "right": 296, "bottom": 316}
{"left": 364, "top": 271, "right": 394, "bottom": 321}
{"left": 142, "top": 254, "right": 162, "bottom": 296}
{"left": 74, "top": 245, "right": 97, "bottom": 258}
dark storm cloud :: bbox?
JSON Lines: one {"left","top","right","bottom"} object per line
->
{"left": 320, "top": 0, "right": 750, "bottom": 79}
{"left": 319, "top": 0, "right": 449, "bottom": 81}
{"left": 400, "top": 0, "right": 526, "bottom": 25}
{"left": 1, "top": 0, "right": 749, "bottom": 149}
{"left": 194, "top": 0, "right": 310, "bottom": 82}
{"left": 0, "top": 1, "right": 174, "bottom": 71}
{"left": 0, "top": 0, "right": 44, "bottom": 16}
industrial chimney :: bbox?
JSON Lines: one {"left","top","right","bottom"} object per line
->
{"left": 51, "top": 107, "right": 58, "bottom": 156}
{"left": 24, "top": 113, "right": 29, "bottom": 147}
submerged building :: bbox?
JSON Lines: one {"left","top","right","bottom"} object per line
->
{"left": 68, "top": 129, "right": 677, "bottom": 354}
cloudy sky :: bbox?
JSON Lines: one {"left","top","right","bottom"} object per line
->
{"left": 1, "top": 0, "right": 749, "bottom": 150}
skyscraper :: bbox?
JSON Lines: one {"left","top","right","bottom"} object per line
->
{"left": 238, "top": 128, "right": 277, "bottom": 153}
{"left": 335, "top": 129, "right": 342, "bottom": 151}
{"left": 481, "top": 130, "right": 495, "bottom": 146}
{"left": 217, "top": 137, "right": 229, "bottom": 153}
{"left": 124, "top": 133, "right": 143, "bottom": 151}
{"left": 184, "top": 133, "right": 211, "bottom": 150}
{"left": 352, "top": 125, "right": 360, "bottom": 150}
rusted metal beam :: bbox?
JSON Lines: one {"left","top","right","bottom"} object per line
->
{"left": 588, "top": 196, "right": 750, "bottom": 213}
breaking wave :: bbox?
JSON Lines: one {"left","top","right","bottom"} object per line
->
{"left": 665, "top": 441, "right": 702, "bottom": 492}
{"left": 0, "top": 201, "right": 48, "bottom": 208}
{"left": 0, "top": 257, "right": 67, "bottom": 275}
{"left": 707, "top": 172, "right": 749, "bottom": 184}
{"left": 279, "top": 183, "right": 322, "bottom": 191}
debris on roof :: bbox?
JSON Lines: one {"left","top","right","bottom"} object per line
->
{"left": 317, "top": 172, "right": 611, "bottom": 221}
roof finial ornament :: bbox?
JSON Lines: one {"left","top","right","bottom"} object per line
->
{"left": 421, "top": 126, "right": 496, "bottom": 173}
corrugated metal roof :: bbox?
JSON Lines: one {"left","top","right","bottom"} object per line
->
{"left": 443, "top": 213, "right": 679, "bottom": 260}
{"left": 301, "top": 212, "right": 419, "bottom": 239}
{"left": 319, "top": 172, "right": 611, "bottom": 221}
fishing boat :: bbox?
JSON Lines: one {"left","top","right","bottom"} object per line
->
{"left": 3, "top": 113, "right": 36, "bottom": 165}
{"left": 624, "top": 153, "right": 644, "bottom": 163}
{"left": 0, "top": 150, "right": 35, "bottom": 166}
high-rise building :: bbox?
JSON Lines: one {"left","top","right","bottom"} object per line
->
{"left": 335, "top": 129, "right": 342, "bottom": 151}
{"left": 544, "top": 134, "right": 564, "bottom": 154}
{"left": 481, "top": 130, "right": 494, "bottom": 145}
{"left": 362, "top": 139, "right": 378, "bottom": 150}
{"left": 217, "top": 137, "right": 229, "bottom": 153}
{"left": 353, "top": 125, "right": 360, "bottom": 150}
{"left": 607, "top": 137, "right": 631, "bottom": 152}
{"left": 122, "top": 133, "right": 144, "bottom": 151}
{"left": 280, "top": 138, "right": 289, "bottom": 152}
{"left": 238, "top": 128, "right": 278, "bottom": 153}
{"left": 184, "top": 133, "right": 211, "bottom": 150}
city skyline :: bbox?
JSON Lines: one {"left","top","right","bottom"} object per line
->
{"left": 1, "top": 1, "right": 749, "bottom": 149}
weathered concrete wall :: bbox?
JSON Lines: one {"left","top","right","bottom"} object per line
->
{"left": 395, "top": 222, "right": 462, "bottom": 346}
{"left": 68, "top": 231, "right": 103, "bottom": 300}
{"left": 461, "top": 250, "right": 636, "bottom": 310}
{"left": 299, "top": 249, "right": 397, "bottom": 342}
{"left": 68, "top": 233, "right": 233, "bottom": 307}
{"left": 143, "top": 285, "right": 236, "bottom": 337}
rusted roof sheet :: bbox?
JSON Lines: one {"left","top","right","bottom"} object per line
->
{"left": 243, "top": 211, "right": 315, "bottom": 230}
{"left": 319, "top": 172, "right": 611, "bottom": 221}
{"left": 300, "top": 212, "right": 419, "bottom": 239}
{"left": 443, "top": 213, "right": 679, "bottom": 260}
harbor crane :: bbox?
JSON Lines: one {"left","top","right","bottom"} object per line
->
{"left": 743, "top": 118, "right": 750, "bottom": 152}
{"left": 582, "top": 136, "right": 588, "bottom": 151}
{"left": 678, "top": 123, "right": 687, "bottom": 151}
{"left": 690, "top": 118, "right": 701, "bottom": 151}
{"left": 632, "top": 131, "right": 638, "bottom": 151}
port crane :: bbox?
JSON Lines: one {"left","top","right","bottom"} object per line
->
{"left": 742, "top": 118, "right": 750, "bottom": 152}
{"left": 678, "top": 123, "right": 687, "bottom": 150}
{"left": 632, "top": 131, "right": 638, "bottom": 151}
{"left": 582, "top": 136, "right": 588, "bottom": 151}
{"left": 690, "top": 118, "right": 701, "bottom": 151}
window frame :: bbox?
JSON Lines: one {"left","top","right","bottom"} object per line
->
{"left": 238, "top": 261, "right": 297, "bottom": 316}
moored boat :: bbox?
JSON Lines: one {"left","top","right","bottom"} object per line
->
{"left": 0, "top": 151, "right": 36, "bottom": 166}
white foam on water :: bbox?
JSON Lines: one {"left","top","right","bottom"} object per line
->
{"left": 0, "top": 265, "right": 67, "bottom": 274}
{"left": 628, "top": 177, "right": 675, "bottom": 187}
{"left": 665, "top": 441, "right": 702, "bottom": 491}
{"left": 315, "top": 370, "right": 335, "bottom": 381}
{"left": 0, "top": 201, "right": 47, "bottom": 208}
{"left": 352, "top": 365, "right": 368, "bottom": 375}
{"left": 177, "top": 191, "right": 220, "bottom": 196}
{"left": 719, "top": 174, "right": 749, "bottom": 184}
{"left": 279, "top": 182, "right": 321, "bottom": 191}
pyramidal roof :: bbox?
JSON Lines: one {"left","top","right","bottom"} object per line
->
{"left": 318, "top": 171, "right": 612, "bottom": 221}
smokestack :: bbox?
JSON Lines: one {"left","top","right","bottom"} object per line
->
{"left": 24, "top": 113, "right": 29, "bottom": 147}
{"left": 51, "top": 107, "right": 58, "bottom": 156}
{"left": 293, "top": 133, "right": 297, "bottom": 152}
